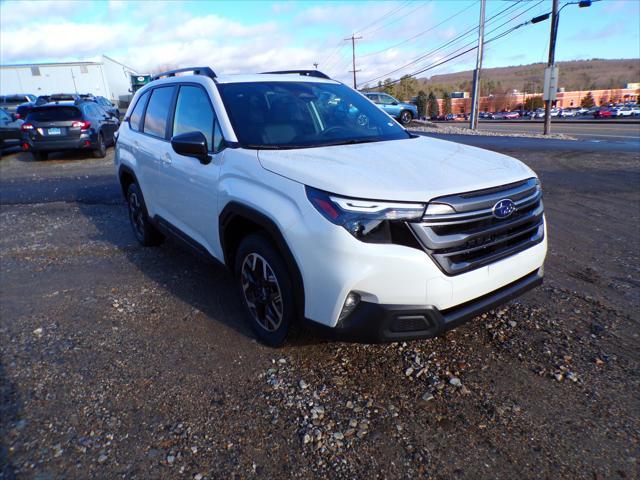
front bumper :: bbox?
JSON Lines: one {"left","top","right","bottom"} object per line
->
{"left": 330, "top": 268, "right": 543, "bottom": 342}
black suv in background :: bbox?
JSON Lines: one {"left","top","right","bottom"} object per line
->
{"left": 0, "top": 94, "right": 36, "bottom": 113}
{"left": 21, "top": 100, "right": 119, "bottom": 160}
{"left": 95, "top": 96, "right": 120, "bottom": 119}
{"left": 0, "top": 108, "right": 23, "bottom": 150}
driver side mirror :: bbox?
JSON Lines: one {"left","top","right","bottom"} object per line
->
{"left": 171, "top": 131, "right": 211, "bottom": 165}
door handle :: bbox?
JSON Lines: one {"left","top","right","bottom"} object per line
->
{"left": 162, "top": 152, "right": 172, "bottom": 165}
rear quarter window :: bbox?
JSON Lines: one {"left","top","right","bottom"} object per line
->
{"left": 27, "top": 107, "right": 82, "bottom": 122}
{"left": 143, "top": 86, "right": 175, "bottom": 138}
{"left": 129, "top": 90, "right": 150, "bottom": 132}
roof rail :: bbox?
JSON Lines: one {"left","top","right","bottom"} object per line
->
{"left": 262, "top": 70, "right": 331, "bottom": 80}
{"left": 151, "top": 67, "right": 217, "bottom": 82}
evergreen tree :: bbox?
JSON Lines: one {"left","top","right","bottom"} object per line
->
{"left": 442, "top": 91, "right": 452, "bottom": 115}
{"left": 416, "top": 90, "right": 427, "bottom": 118}
{"left": 524, "top": 96, "right": 544, "bottom": 110}
{"left": 580, "top": 92, "right": 595, "bottom": 108}
{"left": 427, "top": 92, "right": 439, "bottom": 118}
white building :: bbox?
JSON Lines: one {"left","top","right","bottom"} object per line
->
{"left": 0, "top": 55, "right": 140, "bottom": 106}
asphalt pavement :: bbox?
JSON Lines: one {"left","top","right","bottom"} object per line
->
{"left": 475, "top": 120, "right": 640, "bottom": 143}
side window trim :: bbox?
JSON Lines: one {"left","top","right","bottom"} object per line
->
{"left": 170, "top": 82, "right": 227, "bottom": 154}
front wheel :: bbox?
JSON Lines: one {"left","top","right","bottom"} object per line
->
{"left": 399, "top": 110, "right": 413, "bottom": 125}
{"left": 235, "top": 234, "right": 295, "bottom": 347}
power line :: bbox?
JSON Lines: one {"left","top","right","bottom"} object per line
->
{"left": 360, "top": 1, "right": 479, "bottom": 59}
{"left": 366, "top": 3, "right": 548, "bottom": 89}
{"left": 316, "top": 1, "right": 413, "bottom": 72}
{"left": 360, "top": 0, "right": 529, "bottom": 84}
{"left": 359, "top": 0, "right": 538, "bottom": 86}
{"left": 364, "top": 1, "right": 433, "bottom": 37}
{"left": 355, "top": 1, "right": 414, "bottom": 35}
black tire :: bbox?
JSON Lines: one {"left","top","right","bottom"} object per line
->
{"left": 32, "top": 151, "right": 47, "bottom": 161}
{"left": 126, "top": 183, "right": 163, "bottom": 247}
{"left": 399, "top": 110, "right": 413, "bottom": 125}
{"left": 234, "top": 234, "right": 295, "bottom": 347}
{"left": 92, "top": 133, "right": 106, "bottom": 158}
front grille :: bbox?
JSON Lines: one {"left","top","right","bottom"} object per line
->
{"left": 409, "top": 178, "right": 544, "bottom": 275}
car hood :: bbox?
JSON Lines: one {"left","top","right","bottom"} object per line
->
{"left": 258, "top": 135, "right": 536, "bottom": 201}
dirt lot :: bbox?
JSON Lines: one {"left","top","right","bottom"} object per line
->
{"left": 1, "top": 142, "right": 638, "bottom": 479}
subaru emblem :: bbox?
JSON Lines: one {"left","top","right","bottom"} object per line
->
{"left": 492, "top": 199, "right": 516, "bottom": 219}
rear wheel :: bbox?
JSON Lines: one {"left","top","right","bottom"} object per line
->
{"left": 92, "top": 133, "right": 106, "bottom": 158}
{"left": 399, "top": 110, "right": 413, "bottom": 125}
{"left": 32, "top": 151, "right": 47, "bottom": 161}
{"left": 126, "top": 183, "right": 163, "bottom": 246}
{"left": 235, "top": 234, "right": 295, "bottom": 347}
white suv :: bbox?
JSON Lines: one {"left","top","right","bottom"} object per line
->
{"left": 115, "top": 67, "right": 546, "bottom": 346}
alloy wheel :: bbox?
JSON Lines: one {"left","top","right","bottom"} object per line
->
{"left": 128, "top": 191, "right": 145, "bottom": 240}
{"left": 240, "top": 253, "right": 284, "bottom": 332}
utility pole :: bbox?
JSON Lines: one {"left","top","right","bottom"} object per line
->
{"left": 345, "top": 34, "right": 362, "bottom": 89}
{"left": 469, "top": 0, "right": 486, "bottom": 130}
{"left": 543, "top": 0, "right": 559, "bottom": 135}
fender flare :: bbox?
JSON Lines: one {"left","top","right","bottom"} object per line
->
{"left": 219, "top": 202, "right": 305, "bottom": 319}
{"left": 117, "top": 164, "right": 139, "bottom": 198}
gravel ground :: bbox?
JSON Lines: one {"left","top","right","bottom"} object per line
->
{"left": 409, "top": 120, "right": 577, "bottom": 140}
{"left": 1, "top": 146, "right": 638, "bottom": 479}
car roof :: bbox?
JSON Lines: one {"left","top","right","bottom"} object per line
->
{"left": 35, "top": 101, "right": 81, "bottom": 108}
{"left": 150, "top": 73, "right": 340, "bottom": 86}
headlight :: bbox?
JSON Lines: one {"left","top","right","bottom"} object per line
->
{"left": 306, "top": 186, "right": 425, "bottom": 243}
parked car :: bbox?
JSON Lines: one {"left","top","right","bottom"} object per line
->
{"left": 559, "top": 109, "right": 577, "bottom": 117}
{"left": 363, "top": 92, "right": 418, "bottom": 125}
{"left": 0, "top": 94, "right": 37, "bottom": 113}
{"left": 95, "top": 96, "right": 121, "bottom": 119}
{"left": 114, "top": 67, "right": 546, "bottom": 346}
{"left": 14, "top": 95, "right": 52, "bottom": 119}
{"left": 630, "top": 106, "right": 640, "bottom": 116}
{"left": 575, "top": 107, "right": 589, "bottom": 115}
{"left": 0, "top": 108, "right": 23, "bottom": 149}
{"left": 593, "top": 108, "right": 612, "bottom": 119}
{"left": 503, "top": 111, "right": 519, "bottom": 119}
{"left": 21, "top": 100, "right": 119, "bottom": 160}
{"left": 611, "top": 106, "right": 634, "bottom": 117}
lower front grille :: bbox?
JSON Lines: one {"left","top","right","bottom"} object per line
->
{"left": 409, "top": 178, "right": 545, "bottom": 275}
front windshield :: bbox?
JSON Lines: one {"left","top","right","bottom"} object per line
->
{"left": 217, "top": 81, "right": 411, "bottom": 149}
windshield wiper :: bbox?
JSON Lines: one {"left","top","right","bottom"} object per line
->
{"left": 324, "top": 138, "right": 382, "bottom": 147}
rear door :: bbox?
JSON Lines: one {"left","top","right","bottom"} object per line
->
{"left": 164, "top": 83, "right": 224, "bottom": 253}
{"left": 136, "top": 85, "right": 177, "bottom": 221}
{"left": 379, "top": 94, "right": 400, "bottom": 118}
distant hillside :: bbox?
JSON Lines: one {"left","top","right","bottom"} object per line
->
{"left": 421, "top": 58, "right": 640, "bottom": 94}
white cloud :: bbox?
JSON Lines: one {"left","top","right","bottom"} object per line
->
{"left": 0, "top": 1, "right": 487, "bottom": 85}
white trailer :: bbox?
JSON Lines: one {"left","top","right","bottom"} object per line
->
{"left": 0, "top": 55, "right": 139, "bottom": 107}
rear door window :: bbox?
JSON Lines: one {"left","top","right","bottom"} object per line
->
{"left": 129, "top": 90, "right": 150, "bottom": 132}
{"left": 27, "top": 107, "right": 82, "bottom": 122}
{"left": 143, "top": 86, "right": 175, "bottom": 139}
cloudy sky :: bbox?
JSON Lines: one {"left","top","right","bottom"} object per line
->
{"left": 1, "top": 0, "right": 638, "bottom": 86}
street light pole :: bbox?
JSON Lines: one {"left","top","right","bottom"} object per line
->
{"left": 543, "top": 0, "right": 559, "bottom": 135}
{"left": 469, "top": 0, "right": 486, "bottom": 130}
{"left": 543, "top": 0, "right": 594, "bottom": 134}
